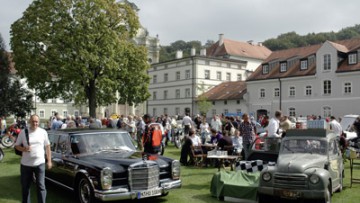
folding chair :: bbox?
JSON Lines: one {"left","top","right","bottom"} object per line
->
{"left": 190, "top": 145, "right": 207, "bottom": 167}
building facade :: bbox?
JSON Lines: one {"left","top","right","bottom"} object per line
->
{"left": 246, "top": 38, "right": 360, "bottom": 119}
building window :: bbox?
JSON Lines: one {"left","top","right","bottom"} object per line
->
{"left": 280, "top": 62, "right": 287, "bottom": 72}
{"left": 289, "top": 107, "right": 296, "bottom": 117}
{"left": 236, "top": 109, "right": 242, "bottom": 115}
{"left": 237, "top": 74, "right": 242, "bottom": 81}
{"left": 226, "top": 73, "right": 231, "bottom": 81}
{"left": 323, "top": 54, "right": 331, "bottom": 71}
{"left": 348, "top": 53, "right": 357, "bottom": 65}
{"left": 236, "top": 100, "right": 240, "bottom": 104}
{"left": 260, "top": 88, "right": 265, "bottom": 98}
{"left": 164, "top": 108, "right": 168, "bottom": 115}
{"left": 216, "top": 71, "right": 222, "bottom": 80}
{"left": 153, "top": 91, "right": 157, "bottom": 100}
{"left": 185, "top": 88, "right": 190, "bottom": 98}
{"left": 74, "top": 110, "right": 79, "bottom": 117}
{"left": 224, "top": 109, "right": 229, "bottom": 115}
{"left": 185, "top": 70, "right": 190, "bottom": 79}
{"left": 153, "top": 75, "right": 157, "bottom": 83}
{"left": 300, "top": 60, "right": 308, "bottom": 70}
{"left": 39, "top": 110, "right": 45, "bottom": 118}
{"left": 305, "top": 85, "right": 312, "bottom": 96}
{"left": 51, "top": 110, "right": 57, "bottom": 116}
{"left": 164, "top": 73, "right": 168, "bottom": 82}
{"left": 205, "top": 70, "right": 210, "bottom": 79}
{"left": 175, "top": 107, "right": 180, "bottom": 115}
{"left": 274, "top": 88, "right": 280, "bottom": 97}
{"left": 175, "top": 89, "right": 180, "bottom": 99}
{"left": 344, "top": 82, "right": 352, "bottom": 94}
{"left": 153, "top": 108, "right": 157, "bottom": 117}
{"left": 63, "top": 110, "right": 68, "bottom": 118}
{"left": 323, "top": 106, "right": 331, "bottom": 118}
{"left": 323, "top": 80, "right": 331, "bottom": 95}
{"left": 212, "top": 109, "right": 216, "bottom": 116}
{"left": 224, "top": 100, "right": 227, "bottom": 105}
{"left": 176, "top": 71, "right": 181, "bottom": 80}
{"left": 289, "top": 86, "right": 295, "bottom": 97}
{"left": 164, "top": 90, "right": 168, "bottom": 99}
{"left": 262, "top": 64, "right": 269, "bottom": 74}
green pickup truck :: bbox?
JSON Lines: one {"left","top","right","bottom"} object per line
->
{"left": 258, "top": 129, "right": 343, "bottom": 203}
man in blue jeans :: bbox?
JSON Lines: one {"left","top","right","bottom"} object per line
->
{"left": 15, "top": 114, "right": 52, "bottom": 203}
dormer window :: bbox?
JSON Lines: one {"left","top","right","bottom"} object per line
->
{"left": 300, "top": 60, "right": 308, "bottom": 70}
{"left": 348, "top": 53, "right": 357, "bottom": 65}
{"left": 262, "top": 64, "right": 269, "bottom": 74}
{"left": 280, "top": 62, "right": 287, "bottom": 72}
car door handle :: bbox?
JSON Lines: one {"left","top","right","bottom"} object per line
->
{"left": 53, "top": 158, "right": 64, "bottom": 164}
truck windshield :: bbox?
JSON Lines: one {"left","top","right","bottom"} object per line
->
{"left": 69, "top": 132, "right": 136, "bottom": 155}
{"left": 281, "top": 139, "right": 327, "bottom": 155}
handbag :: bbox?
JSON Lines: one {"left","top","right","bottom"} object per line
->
{"left": 15, "top": 128, "right": 29, "bottom": 156}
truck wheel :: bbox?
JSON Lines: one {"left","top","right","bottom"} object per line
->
{"left": 321, "top": 185, "right": 332, "bottom": 203}
{"left": 77, "top": 177, "right": 96, "bottom": 203}
{"left": 258, "top": 194, "right": 269, "bottom": 203}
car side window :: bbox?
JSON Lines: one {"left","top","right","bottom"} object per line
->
{"left": 56, "top": 135, "right": 68, "bottom": 153}
{"left": 48, "top": 133, "right": 60, "bottom": 152}
{"left": 328, "top": 139, "right": 338, "bottom": 156}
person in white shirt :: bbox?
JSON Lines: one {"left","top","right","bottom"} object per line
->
{"left": 189, "top": 130, "right": 202, "bottom": 147}
{"left": 232, "top": 129, "right": 243, "bottom": 155}
{"left": 330, "top": 116, "right": 342, "bottom": 137}
{"left": 182, "top": 113, "right": 192, "bottom": 136}
{"left": 210, "top": 115, "right": 222, "bottom": 132}
{"left": 199, "top": 118, "right": 210, "bottom": 144}
{"left": 15, "top": 114, "right": 52, "bottom": 203}
{"left": 267, "top": 110, "right": 282, "bottom": 138}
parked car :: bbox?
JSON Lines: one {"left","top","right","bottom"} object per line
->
{"left": 257, "top": 129, "right": 344, "bottom": 203}
{"left": 340, "top": 114, "right": 359, "bottom": 140}
{"left": 46, "top": 129, "right": 181, "bottom": 203}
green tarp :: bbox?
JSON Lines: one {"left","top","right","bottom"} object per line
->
{"left": 210, "top": 170, "right": 260, "bottom": 201}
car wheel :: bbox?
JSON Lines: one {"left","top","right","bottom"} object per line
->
{"left": 1, "top": 135, "right": 14, "bottom": 148}
{"left": 77, "top": 177, "right": 95, "bottom": 203}
{"left": 323, "top": 185, "right": 332, "bottom": 203}
{"left": 0, "top": 148, "right": 4, "bottom": 161}
{"left": 174, "top": 136, "right": 181, "bottom": 148}
{"left": 258, "top": 194, "right": 270, "bottom": 203}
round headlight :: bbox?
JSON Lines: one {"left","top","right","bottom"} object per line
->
{"left": 309, "top": 174, "right": 319, "bottom": 184}
{"left": 262, "top": 172, "right": 272, "bottom": 182}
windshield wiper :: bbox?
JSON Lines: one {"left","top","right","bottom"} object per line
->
{"left": 96, "top": 148, "right": 133, "bottom": 153}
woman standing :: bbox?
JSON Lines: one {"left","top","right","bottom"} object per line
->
{"left": 199, "top": 118, "right": 210, "bottom": 144}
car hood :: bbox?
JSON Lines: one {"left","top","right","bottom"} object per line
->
{"left": 277, "top": 153, "right": 327, "bottom": 173}
{"left": 78, "top": 151, "right": 170, "bottom": 172}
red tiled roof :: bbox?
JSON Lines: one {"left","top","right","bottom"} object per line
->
{"left": 247, "top": 38, "right": 360, "bottom": 81}
{"left": 199, "top": 81, "right": 247, "bottom": 101}
{"left": 207, "top": 38, "right": 272, "bottom": 60}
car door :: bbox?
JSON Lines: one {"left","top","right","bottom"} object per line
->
{"left": 328, "top": 139, "right": 341, "bottom": 189}
{"left": 45, "top": 133, "right": 59, "bottom": 181}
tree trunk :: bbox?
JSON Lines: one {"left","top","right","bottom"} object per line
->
{"left": 87, "top": 79, "right": 97, "bottom": 118}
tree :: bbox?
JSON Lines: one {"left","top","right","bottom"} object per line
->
{"left": 196, "top": 82, "right": 212, "bottom": 116}
{"left": 10, "top": 0, "right": 150, "bottom": 117}
{"left": 0, "top": 34, "right": 33, "bottom": 117}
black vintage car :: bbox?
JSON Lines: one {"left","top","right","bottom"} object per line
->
{"left": 46, "top": 129, "right": 181, "bottom": 203}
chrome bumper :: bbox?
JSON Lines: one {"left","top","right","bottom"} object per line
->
{"left": 94, "top": 179, "right": 182, "bottom": 201}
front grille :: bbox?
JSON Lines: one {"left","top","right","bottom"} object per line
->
{"left": 274, "top": 173, "right": 308, "bottom": 189}
{"left": 129, "top": 162, "right": 160, "bottom": 191}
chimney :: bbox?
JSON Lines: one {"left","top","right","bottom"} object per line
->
{"left": 176, "top": 50, "right": 183, "bottom": 59}
{"left": 191, "top": 47, "right": 196, "bottom": 56}
{"left": 219, "top": 33, "right": 224, "bottom": 46}
{"left": 200, "top": 48, "right": 207, "bottom": 56}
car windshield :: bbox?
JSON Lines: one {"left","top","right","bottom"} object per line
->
{"left": 69, "top": 132, "right": 136, "bottom": 155}
{"left": 281, "top": 139, "right": 327, "bottom": 155}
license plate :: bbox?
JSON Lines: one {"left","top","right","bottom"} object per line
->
{"left": 276, "top": 189, "right": 301, "bottom": 199}
{"left": 137, "top": 188, "right": 162, "bottom": 199}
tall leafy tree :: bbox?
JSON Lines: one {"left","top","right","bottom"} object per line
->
{"left": 10, "top": 0, "right": 150, "bottom": 117}
{"left": 0, "top": 34, "right": 33, "bottom": 117}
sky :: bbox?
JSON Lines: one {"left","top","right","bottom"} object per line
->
{"left": 1, "top": 0, "right": 360, "bottom": 51}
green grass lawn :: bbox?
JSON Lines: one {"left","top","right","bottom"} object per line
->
{"left": 1, "top": 146, "right": 360, "bottom": 203}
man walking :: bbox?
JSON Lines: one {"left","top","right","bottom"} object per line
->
{"left": 239, "top": 113, "right": 256, "bottom": 159}
{"left": 15, "top": 114, "right": 52, "bottom": 203}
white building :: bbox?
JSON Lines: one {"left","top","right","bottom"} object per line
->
{"left": 148, "top": 35, "right": 271, "bottom": 117}
{"left": 199, "top": 81, "right": 248, "bottom": 117}
{"left": 246, "top": 38, "right": 360, "bottom": 119}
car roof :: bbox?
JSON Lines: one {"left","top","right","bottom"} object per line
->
{"left": 48, "top": 128, "right": 129, "bottom": 134}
